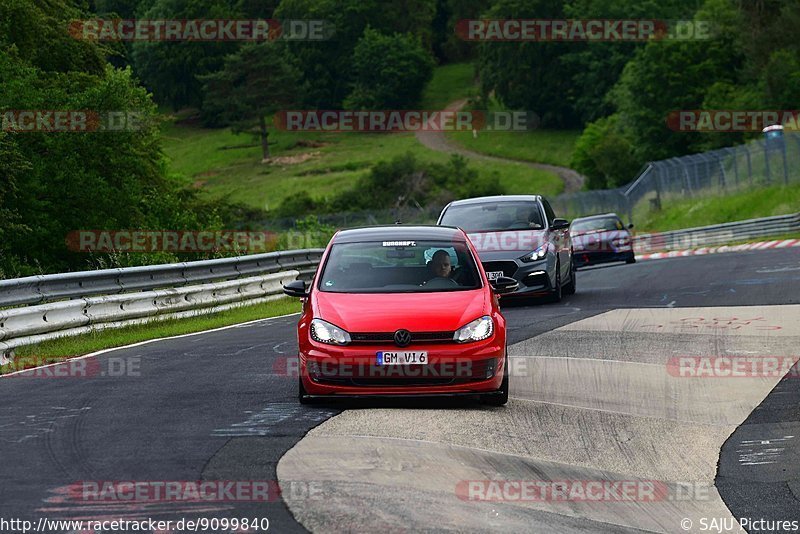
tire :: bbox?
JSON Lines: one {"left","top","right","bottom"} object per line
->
{"left": 548, "top": 262, "right": 562, "bottom": 303}
{"left": 562, "top": 260, "right": 576, "bottom": 295}
{"left": 625, "top": 255, "right": 637, "bottom": 264}
{"left": 483, "top": 354, "right": 509, "bottom": 406}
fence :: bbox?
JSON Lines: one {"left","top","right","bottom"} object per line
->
{"left": 0, "top": 249, "right": 323, "bottom": 359}
{"left": 550, "top": 132, "right": 800, "bottom": 224}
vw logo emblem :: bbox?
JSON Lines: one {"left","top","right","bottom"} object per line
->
{"left": 393, "top": 329, "right": 412, "bottom": 347}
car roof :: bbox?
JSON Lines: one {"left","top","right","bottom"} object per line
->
{"left": 572, "top": 213, "right": 621, "bottom": 221}
{"left": 445, "top": 195, "right": 542, "bottom": 207}
{"left": 332, "top": 225, "right": 466, "bottom": 244}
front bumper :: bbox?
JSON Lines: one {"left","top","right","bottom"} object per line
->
{"left": 482, "top": 257, "right": 555, "bottom": 295}
{"left": 573, "top": 249, "right": 634, "bottom": 267}
{"left": 300, "top": 337, "right": 505, "bottom": 396}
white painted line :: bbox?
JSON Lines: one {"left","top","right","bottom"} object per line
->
{"left": 0, "top": 311, "right": 301, "bottom": 378}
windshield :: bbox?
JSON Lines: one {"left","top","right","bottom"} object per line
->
{"left": 572, "top": 218, "right": 624, "bottom": 233}
{"left": 318, "top": 240, "right": 482, "bottom": 293}
{"left": 440, "top": 202, "right": 545, "bottom": 232}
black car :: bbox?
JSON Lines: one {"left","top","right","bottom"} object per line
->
{"left": 570, "top": 213, "right": 636, "bottom": 268}
{"left": 437, "top": 195, "right": 575, "bottom": 301}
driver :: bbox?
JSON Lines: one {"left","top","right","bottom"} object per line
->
{"left": 422, "top": 249, "right": 457, "bottom": 287}
{"left": 514, "top": 207, "right": 542, "bottom": 229}
{"left": 428, "top": 249, "right": 452, "bottom": 278}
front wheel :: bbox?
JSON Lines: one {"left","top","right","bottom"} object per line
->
{"left": 548, "top": 263, "right": 562, "bottom": 303}
{"left": 482, "top": 354, "right": 509, "bottom": 406}
{"left": 562, "top": 260, "right": 576, "bottom": 295}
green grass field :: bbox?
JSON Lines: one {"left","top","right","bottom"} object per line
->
{"left": 636, "top": 183, "right": 800, "bottom": 232}
{"left": 447, "top": 129, "right": 582, "bottom": 169}
{"left": 419, "top": 63, "right": 477, "bottom": 110}
{"left": 161, "top": 110, "right": 564, "bottom": 212}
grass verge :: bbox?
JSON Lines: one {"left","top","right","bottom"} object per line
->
{"left": 2, "top": 297, "right": 301, "bottom": 374}
{"left": 636, "top": 183, "right": 800, "bottom": 232}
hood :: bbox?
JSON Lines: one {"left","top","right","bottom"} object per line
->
{"left": 467, "top": 230, "right": 546, "bottom": 261}
{"left": 312, "top": 289, "right": 488, "bottom": 333}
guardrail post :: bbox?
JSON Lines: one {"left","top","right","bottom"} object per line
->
{"left": 717, "top": 153, "right": 727, "bottom": 190}
{"left": 781, "top": 138, "right": 789, "bottom": 185}
{"left": 764, "top": 140, "right": 772, "bottom": 183}
{"left": 745, "top": 145, "right": 753, "bottom": 186}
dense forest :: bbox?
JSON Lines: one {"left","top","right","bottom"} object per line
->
{"left": 1, "top": 0, "right": 798, "bottom": 275}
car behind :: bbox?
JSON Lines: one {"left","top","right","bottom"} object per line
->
{"left": 570, "top": 213, "right": 636, "bottom": 268}
{"left": 437, "top": 195, "right": 575, "bottom": 301}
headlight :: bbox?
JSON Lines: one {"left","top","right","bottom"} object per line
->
{"left": 453, "top": 315, "right": 494, "bottom": 343}
{"left": 310, "top": 318, "right": 351, "bottom": 345}
{"left": 520, "top": 244, "right": 548, "bottom": 263}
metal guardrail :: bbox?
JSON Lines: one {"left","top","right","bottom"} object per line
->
{"left": 633, "top": 213, "right": 800, "bottom": 252}
{"left": 0, "top": 249, "right": 324, "bottom": 358}
{"left": 0, "top": 249, "right": 324, "bottom": 308}
{"left": 1, "top": 211, "right": 796, "bottom": 359}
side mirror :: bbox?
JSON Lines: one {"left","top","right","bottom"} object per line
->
{"left": 551, "top": 218, "right": 570, "bottom": 230}
{"left": 490, "top": 276, "right": 519, "bottom": 295}
{"left": 627, "top": 223, "right": 634, "bottom": 229}
{"left": 283, "top": 280, "right": 309, "bottom": 298}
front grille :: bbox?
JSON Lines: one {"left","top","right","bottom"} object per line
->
{"left": 349, "top": 331, "right": 455, "bottom": 344}
{"left": 310, "top": 358, "right": 497, "bottom": 387}
{"left": 482, "top": 261, "right": 518, "bottom": 278}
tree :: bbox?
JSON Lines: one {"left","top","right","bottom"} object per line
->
{"left": 275, "top": 0, "right": 436, "bottom": 108}
{"left": 0, "top": 0, "right": 229, "bottom": 275}
{"left": 201, "top": 42, "right": 302, "bottom": 160}
{"left": 130, "top": 0, "right": 242, "bottom": 110}
{"left": 572, "top": 115, "right": 640, "bottom": 189}
{"left": 344, "top": 28, "right": 435, "bottom": 109}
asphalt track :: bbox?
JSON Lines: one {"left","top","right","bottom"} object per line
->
{"left": 1, "top": 247, "right": 798, "bottom": 533}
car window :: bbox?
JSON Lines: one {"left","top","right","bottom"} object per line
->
{"left": 440, "top": 202, "right": 545, "bottom": 232}
{"left": 541, "top": 199, "right": 557, "bottom": 224}
{"left": 423, "top": 246, "right": 459, "bottom": 267}
{"left": 319, "top": 240, "right": 481, "bottom": 293}
{"left": 572, "top": 217, "right": 623, "bottom": 232}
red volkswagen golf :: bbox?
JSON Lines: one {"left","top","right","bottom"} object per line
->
{"left": 282, "top": 225, "right": 518, "bottom": 405}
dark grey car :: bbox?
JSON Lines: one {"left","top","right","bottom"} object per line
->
{"left": 437, "top": 195, "right": 575, "bottom": 301}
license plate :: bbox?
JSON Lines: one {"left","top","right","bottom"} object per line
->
{"left": 486, "top": 271, "right": 503, "bottom": 281}
{"left": 376, "top": 351, "right": 428, "bottom": 365}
